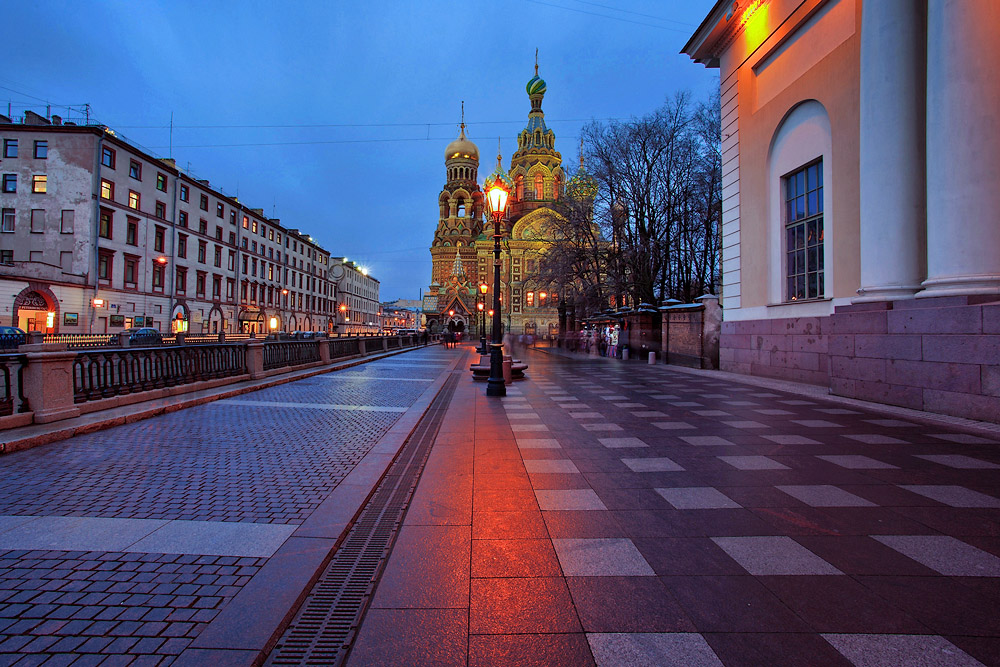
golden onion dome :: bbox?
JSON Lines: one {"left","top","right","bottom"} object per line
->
{"left": 445, "top": 125, "right": 479, "bottom": 162}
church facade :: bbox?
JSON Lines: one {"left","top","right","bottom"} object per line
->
{"left": 423, "top": 67, "right": 567, "bottom": 338}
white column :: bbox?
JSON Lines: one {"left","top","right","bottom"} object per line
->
{"left": 856, "top": 0, "right": 926, "bottom": 302}
{"left": 919, "top": 0, "right": 1000, "bottom": 297}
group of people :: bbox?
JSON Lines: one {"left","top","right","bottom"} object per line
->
{"left": 442, "top": 330, "right": 463, "bottom": 348}
{"left": 572, "top": 324, "right": 624, "bottom": 358}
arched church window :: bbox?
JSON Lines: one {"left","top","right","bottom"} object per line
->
{"left": 515, "top": 175, "right": 524, "bottom": 201}
{"left": 534, "top": 173, "right": 544, "bottom": 200}
{"left": 457, "top": 204, "right": 465, "bottom": 217}
{"left": 554, "top": 175, "right": 561, "bottom": 200}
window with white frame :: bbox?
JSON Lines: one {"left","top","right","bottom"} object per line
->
{"left": 784, "top": 160, "right": 824, "bottom": 301}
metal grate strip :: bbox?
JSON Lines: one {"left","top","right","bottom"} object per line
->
{"left": 265, "top": 373, "right": 460, "bottom": 666}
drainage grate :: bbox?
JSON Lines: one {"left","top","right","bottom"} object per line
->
{"left": 265, "top": 373, "right": 460, "bottom": 666}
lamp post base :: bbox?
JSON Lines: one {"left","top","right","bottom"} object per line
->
{"left": 486, "top": 342, "right": 506, "bottom": 397}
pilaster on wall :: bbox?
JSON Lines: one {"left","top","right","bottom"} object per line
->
{"left": 720, "top": 71, "right": 741, "bottom": 311}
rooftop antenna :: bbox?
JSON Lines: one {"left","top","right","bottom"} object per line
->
{"left": 579, "top": 137, "right": 585, "bottom": 170}
{"left": 169, "top": 112, "right": 173, "bottom": 158}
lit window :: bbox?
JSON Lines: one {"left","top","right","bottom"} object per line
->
{"left": 34, "top": 141, "right": 47, "bottom": 159}
{"left": 156, "top": 172, "right": 167, "bottom": 191}
{"left": 252, "top": 221, "right": 257, "bottom": 233}
{"left": 534, "top": 173, "right": 543, "bottom": 199}
{"left": 526, "top": 291, "right": 534, "bottom": 306}
{"left": 32, "top": 175, "right": 47, "bottom": 193}
{"left": 101, "top": 179, "right": 114, "bottom": 200}
{"left": 3, "top": 139, "right": 17, "bottom": 158}
{"left": 128, "top": 190, "right": 140, "bottom": 210}
{"left": 784, "top": 161, "right": 824, "bottom": 301}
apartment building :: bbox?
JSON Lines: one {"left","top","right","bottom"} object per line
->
{"left": 330, "top": 258, "right": 381, "bottom": 334}
{"left": 0, "top": 111, "right": 335, "bottom": 335}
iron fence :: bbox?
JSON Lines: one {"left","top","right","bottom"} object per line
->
{"left": 262, "top": 341, "right": 320, "bottom": 371}
{"left": 329, "top": 338, "right": 361, "bottom": 359}
{"left": 73, "top": 344, "right": 246, "bottom": 404}
{"left": 0, "top": 354, "right": 28, "bottom": 416}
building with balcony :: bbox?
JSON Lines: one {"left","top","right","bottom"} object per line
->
{"left": 0, "top": 111, "right": 335, "bottom": 335}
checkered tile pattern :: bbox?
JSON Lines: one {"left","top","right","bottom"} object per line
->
{"left": 350, "top": 347, "right": 1000, "bottom": 666}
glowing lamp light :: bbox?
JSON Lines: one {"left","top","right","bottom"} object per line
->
{"left": 269, "top": 317, "right": 278, "bottom": 330}
{"left": 488, "top": 310, "right": 494, "bottom": 317}
{"left": 477, "top": 303, "right": 484, "bottom": 311}
{"left": 156, "top": 256, "right": 168, "bottom": 264}
{"left": 479, "top": 283, "right": 488, "bottom": 295}
{"left": 340, "top": 304, "right": 347, "bottom": 312}
{"left": 46, "top": 312, "right": 55, "bottom": 328}
{"left": 360, "top": 267, "right": 369, "bottom": 276}
{"left": 282, "top": 289, "right": 289, "bottom": 295}
{"left": 449, "top": 309, "right": 455, "bottom": 317}
{"left": 93, "top": 298, "right": 105, "bottom": 307}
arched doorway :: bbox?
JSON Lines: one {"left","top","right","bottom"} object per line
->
{"left": 13, "top": 285, "right": 58, "bottom": 333}
{"left": 238, "top": 308, "right": 265, "bottom": 335}
{"left": 170, "top": 303, "right": 190, "bottom": 334}
{"left": 207, "top": 306, "right": 225, "bottom": 334}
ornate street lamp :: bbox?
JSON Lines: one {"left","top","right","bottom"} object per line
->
{"left": 483, "top": 151, "right": 512, "bottom": 397}
{"left": 478, "top": 282, "right": 489, "bottom": 353}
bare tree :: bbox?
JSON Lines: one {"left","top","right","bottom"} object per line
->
{"left": 580, "top": 91, "right": 722, "bottom": 306}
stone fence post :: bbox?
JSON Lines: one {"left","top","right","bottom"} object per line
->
{"left": 246, "top": 340, "right": 264, "bottom": 379}
{"left": 358, "top": 339, "right": 367, "bottom": 356}
{"left": 318, "top": 338, "right": 331, "bottom": 364}
{"left": 696, "top": 294, "right": 722, "bottom": 370}
{"left": 21, "top": 343, "right": 81, "bottom": 423}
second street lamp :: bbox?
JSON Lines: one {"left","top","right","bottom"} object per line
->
{"left": 483, "top": 149, "right": 512, "bottom": 397}
{"left": 478, "top": 282, "right": 489, "bottom": 354}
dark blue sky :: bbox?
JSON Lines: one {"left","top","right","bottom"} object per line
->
{"left": 4, "top": 1, "right": 717, "bottom": 301}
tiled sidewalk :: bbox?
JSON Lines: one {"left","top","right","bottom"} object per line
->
{"left": 347, "top": 346, "right": 1000, "bottom": 666}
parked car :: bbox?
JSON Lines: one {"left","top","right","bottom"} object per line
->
{"left": 0, "top": 326, "right": 26, "bottom": 350}
{"left": 122, "top": 327, "right": 163, "bottom": 346}
{"left": 290, "top": 331, "right": 317, "bottom": 340}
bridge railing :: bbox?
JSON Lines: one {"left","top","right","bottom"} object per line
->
{"left": 6, "top": 334, "right": 433, "bottom": 429}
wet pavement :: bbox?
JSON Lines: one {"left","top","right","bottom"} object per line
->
{"left": 346, "top": 345, "right": 1000, "bottom": 666}
{"left": 0, "top": 346, "right": 456, "bottom": 665}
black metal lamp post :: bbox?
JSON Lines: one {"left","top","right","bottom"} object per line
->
{"left": 478, "top": 282, "right": 488, "bottom": 354}
{"left": 483, "top": 156, "right": 512, "bottom": 397}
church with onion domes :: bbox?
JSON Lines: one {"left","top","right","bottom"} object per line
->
{"left": 423, "top": 60, "right": 579, "bottom": 338}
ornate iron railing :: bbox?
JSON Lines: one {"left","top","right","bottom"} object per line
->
{"left": 72, "top": 344, "right": 246, "bottom": 404}
{"left": 386, "top": 337, "right": 400, "bottom": 349}
{"left": 0, "top": 354, "right": 29, "bottom": 416}
{"left": 329, "top": 338, "right": 361, "bottom": 359}
{"left": 0, "top": 333, "right": 26, "bottom": 351}
{"left": 262, "top": 341, "right": 320, "bottom": 371}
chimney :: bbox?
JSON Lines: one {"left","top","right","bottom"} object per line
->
{"left": 24, "top": 111, "right": 50, "bottom": 126}
{"left": 251, "top": 208, "right": 264, "bottom": 215}
{"left": 51, "top": 115, "right": 62, "bottom": 126}
{"left": 196, "top": 179, "right": 210, "bottom": 186}
{"left": 161, "top": 158, "right": 176, "bottom": 168}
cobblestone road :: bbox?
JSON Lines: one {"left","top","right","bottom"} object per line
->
{"left": 0, "top": 346, "right": 454, "bottom": 665}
